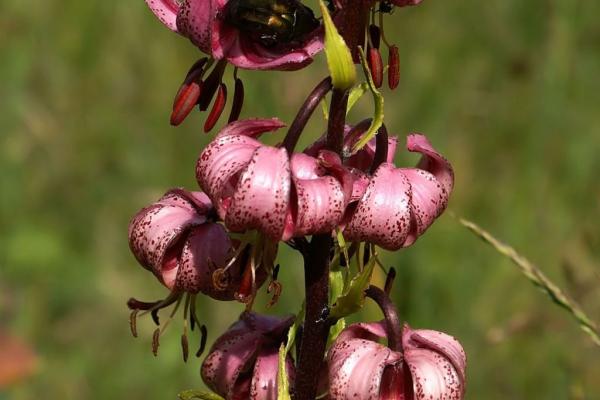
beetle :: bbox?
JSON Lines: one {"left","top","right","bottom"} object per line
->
{"left": 225, "top": 0, "right": 320, "bottom": 47}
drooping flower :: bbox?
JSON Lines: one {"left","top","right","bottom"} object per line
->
{"left": 128, "top": 188, "right": 243, "bottom": 299}
{"left": 196, "top": 118, "right": 349, "bottom": 241}
{"left": 327, "top": 321, "right": 466, "bottom": 400}
{"left": 344, "top": 134, "right": 454, "bottom": 250}
{"left": 201, "top": 312, "right": 295, "bottom": 400}
{"left": 145, "top": 0, "right": 324, "bottom": 70}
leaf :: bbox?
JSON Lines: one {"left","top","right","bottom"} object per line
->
{"left": 350, "top": 47, "right": 384, "bottom": 155}
{"left": 347, "top": 82, "right": 369, "bottom": 114}
{"left": 277, "top": 344, "right": 292, "bottom": 400}
{"left": 330, "top": 256, "right": 377, "bottom": 320}
{"left": 319, "top": 1, "right": 356, "bottom": 90}
{"left": 178, "top": 390, "right": 224, "bottom": 400}
{"left": 285, "top": 303, "right": 305, "bottom": 354}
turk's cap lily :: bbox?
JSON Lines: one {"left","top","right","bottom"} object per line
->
{"left": 196, "top": 118, "right": 349, "bottom": 241}
{"left": 128, "top": 189, "right": 241, "bottom": 300}
{"left": 201, "top": 312, "right": 295, "bottom": 400}
{"left": 344, "top": 134, "right": 454, "bottom": 250}
{"left": 145, "top": 0, "right": 323, "bottom": 70}
{"left": 327, "top": 321, "right": 466, "bottom": 400}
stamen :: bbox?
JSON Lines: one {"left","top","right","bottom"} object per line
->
{"left": 387, "top": 45, "right": 400, "bottom": 90}
{"left": 266, "top": 280, "right": 282, "bottom": 308}
{"left": 181, "top": 333, "right": 189, "bottom": 363}
{"left": 196, "top": 325, "right": 208, "bottom": 358}
{"left": 204, "top": 83, "right": 227, "bottom": 133}
{"left": 368, "top": 47, "right": 384, "bottom": 88}
{"left": 228, "top": 77, "right": 245, "bottom": 123}
{"left": 369, "top": 24, "right": 381, "bottom": 49}
{"left": 152, "top": 328, "right": 160, "bottom": 356}
{"left": 198, "top": 60, "right": 228, "bottom": 111}
{"left": 129, "top": 310, "right": 139, "bottom": 338}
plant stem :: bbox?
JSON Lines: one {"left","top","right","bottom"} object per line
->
{"left": 365, "top": 285, "right": 403, "bottom": 352}
{"left": 294, "top": 234, "right": 333, "bottom": 399}
{"left": 283, "top": 77, "right": 332, "bottom": 153}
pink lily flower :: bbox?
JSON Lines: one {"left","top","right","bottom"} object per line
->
{"left": 327, "top": 322, "right": 466, "bottom": 400}
{"left": 144, "top": 0, "right": 324, "bottom": 70}
{"left": 196, "top": 118, "right": 348, "bottom": 241}
{"left": 344, "top": 134, "right": 454, "bottom": 250}
{"left": 128, "top": 188, "right": 242, "bottom": 300}
{"left": 201, "top": 312, "right": 295, "bottom": 400}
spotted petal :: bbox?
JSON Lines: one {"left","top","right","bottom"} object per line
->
{"left": 128, "top": 190, "right": 207, "bottom": 282}
{"left": 196, "top": 119, "right": 285, "bottom": 217}
{"left": 225, "top": 146, "right": 291, "bottom": 241}
{"left": 402, "top": 325, "right": 467, "bottom": 400}
{"left": 290, "top": 153, "right": 346, "bottom": 237}
{"left": 145, "top": 0, "right": 180, "bottom": 31}
{"left": 344, "top": 163, "right": 413, "bottom": 250}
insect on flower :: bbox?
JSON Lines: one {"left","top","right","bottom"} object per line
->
{"left": 225, "top": 0, "right": 320, "bottom": 47}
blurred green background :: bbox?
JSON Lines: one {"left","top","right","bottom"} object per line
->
{"left": 1, "top": 0, "right": 599, "bottom": 398}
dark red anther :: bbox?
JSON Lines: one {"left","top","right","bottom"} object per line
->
{"left": 198, "top": 60, "right": 227, "bottom": 111}
{"left": 368, "top": 47, "right": 384, "bottom": 88}
{"left": 170, "top": 80, "right": 202, "bottom": 126}
{"left": 369, "top": 24, "right": 381, "bottom": 49}
{"left": 228, "top": 78, "right": 245, "bottom": 123}
{"left": 237, "top": 262, "right": 254, "bottom": 302}
{"left": 388, "top": 45, "right": 400, "bottom": 90}
{"left": 204, "top": 83, "right": 227, "bottom": 133}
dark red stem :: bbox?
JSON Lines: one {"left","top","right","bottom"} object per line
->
{"left": 365, "top": 285, "right": 403, "bottom": 352}
{"left": 282, "top": 77, "right": 332, "bottom": 153}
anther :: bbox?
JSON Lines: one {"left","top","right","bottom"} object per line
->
{"left": 388, "top": 45, "right": 400, "bottom": 90}
{"left": 129, "top": 310, "right": 139, "bottom": 338}
{"left": 152, "top": 328, "right": 160, "bottom": 356}
{"left": 368, "top": 47, "right": 384, "bottom": 88}
{"left": 228, "top": 78, "right": 245, "bottom": 123}
{"left": 198, "top": 60, "right": 228, "bottom": 111}
{"left": 196, "top": 325, "right": 208, "bottom": 358}
{"left": 204, "top": 83, "right": 227, "bottom": 133}
{"left": 181, "top": 333, "right": 189, "bottom": 362}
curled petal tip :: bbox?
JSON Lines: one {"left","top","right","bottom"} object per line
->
{"left": 145, "top": 0, "right": 180, "bottom": 31}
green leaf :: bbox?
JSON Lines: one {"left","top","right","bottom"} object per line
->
{"left": 330, "top": 256, "right": 377, "bottom": 320}
{"left": 319, "top": 1, "right": 356, "bottom": 90}
{"left": 350, "top": 47, "right": 384, "bottom": 154}
{"left": 178, "top": 390, "right": 224, "bottom": 400}
{"left": 347, "top": 82, "right": 369, "bottom": 114}
{"left": 277, "top": 344, "right": 292, "bottom": 400}
{"left": 285, "top": 303, "right": 305, "bottom": 354}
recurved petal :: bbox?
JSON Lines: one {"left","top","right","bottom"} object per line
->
{"left": 407, "top": 134, "right": 454, "bottom": 194}
{"left": 196, "top": 119, "right": 286, "bottom": 218}
{"left": 176, "top": 223, "right": 236, "bottom": 298}
{"left": 225, "top": 146, "right": 291, "bottom": 241}
{"left": 176, "top": 0, "right": 216, "bottom": 54}
{"left": 250, "top": 348, "right": 295, "bottom": 400}
{"left": 290, "top": 154, "right": 345, "bottom": 237}
{"left": 344, "top": 163, "right": 412, "bottom": 250}
{"left": 145, "top": 0, "right": 180, "bottom": 31}
{"left": 201, "top": 324, "right": 263, "bottom": 399}
{"left": 128, "top": 194, "right": 206, "bottom": 277}
{"left": 400, "top": 168, "right": 449, "bottom": 247}
{"left": 334, "top": 321, "right": 388, "bottom": 343}
{"left": 403, "top": 326, "right": 466, "bottom": 397}
{"left": 327, "top": 338, "right": 402, "bottom": 400}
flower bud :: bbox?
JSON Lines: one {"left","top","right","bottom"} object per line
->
{"left": 327, "top": 322, "right": 466, "bottom": 400}
{"left": 201, "top": 312, "right": 295, "bottom": 400}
